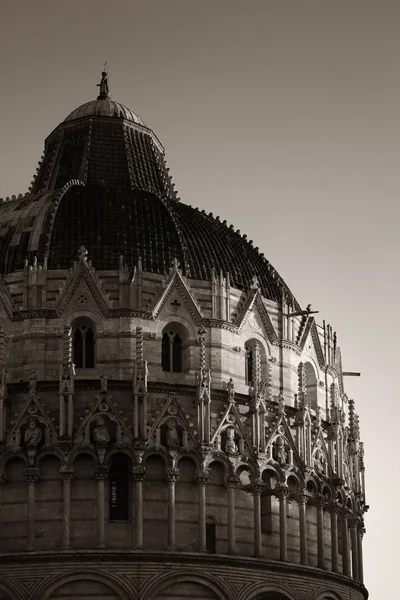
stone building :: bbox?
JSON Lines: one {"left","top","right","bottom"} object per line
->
{"left": 0, "top": 72, "right": 368, "bottom": 600}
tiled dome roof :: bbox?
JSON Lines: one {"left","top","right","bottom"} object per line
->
{"left": 0, "top": 81, "right": 295, "bottom": 303}
{"left": 64, "top": 99, "right": 144, "bottom": 125}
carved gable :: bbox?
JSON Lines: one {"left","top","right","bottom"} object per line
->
{"left": 151, "top": 262, "right": 203, "bottom": 325}
{"left": 237, "top": 289, "right": 277, "bottom": 344}
{"left": 54, "top": 246, "right": 112, "bottom": 317}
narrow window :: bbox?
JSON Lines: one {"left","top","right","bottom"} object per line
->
{"left": 162, "top": 330, "right": 183, "bottom": 373}
{"left": 109, "top": 460, "right": 130, "bottom": 521}
{"left": 206, "top": 517, "right": 216, "bottom": 553}
{"left": 73, "top": 323, "right": 95, "bottom": 368}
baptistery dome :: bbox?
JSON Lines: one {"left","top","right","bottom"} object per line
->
{"left": 0, "top": 73, "right": 368, "bottom": 600}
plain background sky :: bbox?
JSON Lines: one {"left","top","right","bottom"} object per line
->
{"left": 0, "top": 1, "right": 397, "bottom": 597}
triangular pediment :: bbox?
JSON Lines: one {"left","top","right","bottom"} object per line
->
{"left": 151, "top": 263, "right": 203, "bottom": 325}
{"left": 311, "top": 427, "right": 333, "bottom": 476}
{"left": 54, "top": 247, "right": 112, "bottom": 317}
{"left": 75, "top": 387, "right": 132, "bottom": 447}
{"left": 299, "top": 319, "right": 325, "bottom": 370}
{"left": 266, "top": 410, "right": 303, "bottom": 469}
{"left": 211, "top": 400, "right": 255, "bottom": 459}
{"left": 6, "top": 385, "right": 58, "bottom": 452}
{"left": 147, "top": 392, "right": 197, "bottom": 450}
{"left": 237, "top": 290, "right": 277, "bottom": 343}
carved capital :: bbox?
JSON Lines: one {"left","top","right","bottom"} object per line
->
{"left": 297, "top": 492, "right": 309, "bottom": 505}
{"left": 226, "top": 475, "right": 240, "bottom": 489}
{"left": 132, "top": 465, "right": 146, "bottom": 482}
{"left": 94, "top": 465, "right": 108, "bottom": 481}
{"left": 195, "top": 469, "right": 210, "bottom": 485}
{"left": 276, "top": 484, "right": 290, "bottom": 498}
{"left": 59, "top": 466, "right": 74, "bottom": 482}
{"left": 25, "top": 467, "right": 39, "bottom": 484}
{"left": 165, "top": 467, "right": 179, "bottom": 484}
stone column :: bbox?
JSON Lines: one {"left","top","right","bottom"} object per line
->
{"left": 227, "top": 476, "right": 238, "bottom": 555}
{"left": 357, "top": 520, "right": 364, "bottom": 584}
{"left": 25, "top": 468, "right": 39, "bottom": 550}
{"left": 165, "top": 468, "right": 179, "bottom": 550}
{"left": 95, "top": 465, "right": 107, "bottom": 549}
{"left": 330, "top": 502, "right": 339, "bottom": 573}
{"left": 0, "top": 470, "right": 5, "bottom": 540}
{"left": 341, "top": 508, "right": 350, "bottom": 576}
{"left": 252, "top": 483, "right": 263, "bottom": 557}
{"left": 298, "top": 493, "right": 308, "bottom": 565}
{"left": 196, "top": 470, "right": 209, "bottom": 552}
{"left": 277, "top": 485, "right": 289, "bottom": 561}
{"left": 60, "top": 467, "right": 73, "bottom": 550}
{"left": 132, "top": 466, "right": 145, "bottom": 549}
{"left": 316, "top": 494, "right": 325, "bottom": 569}
{"left": 350, "top": 518, "right": 359, "bottom": 580}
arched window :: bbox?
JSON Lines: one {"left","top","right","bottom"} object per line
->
{"left": 206, "top": 516, "right": 216, "bottom": 553}
{"left": 109, "top": 456, "right": 130, "bottom": 521}
{"left": 304, "top": 361, "right": 318, "bottom": 410}
{"left": 161, "top": 322, "right": 189, "bottom": 373}
{"left": 72, "top": 318, "right": 95, "bottom": 369}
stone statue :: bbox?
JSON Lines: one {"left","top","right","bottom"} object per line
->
{"left": 314, "top": 446, "right": 326, "bottom": 474}
{"left": 227, "top": 378, "right": 235, "bottom": 403}
{"left": 24, "top": 418, "right": 42, "bottom": 447}
{"left": 166, "top": 418, "right": 180, "bottom": 449}
{"left": 93, "top": 416, "right": 110, "bottom": 445}
{"left": 274, "top": 436, "right": 287, "bottom": 465}
{"left": 225, "top": 427, "right": 238, "bottom": 455}
{"left": 99, "top": 371, "right": 108, "bottom": 392}
{"left": 97, "top": 71, "right": 109, "bottom": 98}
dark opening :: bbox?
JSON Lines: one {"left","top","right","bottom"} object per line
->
{"left": 109, "top": 460, "right": 130, "bottom": 521}
{"left": 245, "top": 346, "right": 254, "bottom": 385}
{"left": 162, "top": 331, "right": 183, "bottom": 373}
{"left": 206, "top": 519, "right": 216, "bottom": 553}
{"left": 73, "top": 324, "right": 95, "bottom": 368}
{"left": 162, "top": 332, "right": 170, "bottom": 371}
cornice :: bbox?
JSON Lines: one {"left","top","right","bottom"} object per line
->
{"left": 0, "top": 550, "right": 368, "bottom": 598}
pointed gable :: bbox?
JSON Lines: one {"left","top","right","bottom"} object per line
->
{"left": 151, "top": 259, "right": 203, "bottom": 325}
{"left": 54, "top": 246, "right": 113, "bottom": 317}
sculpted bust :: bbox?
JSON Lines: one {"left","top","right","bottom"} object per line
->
{"left": 24, "top": 418, "right": 42, "bottom": 447}
{"left": 93, "top": 416, "right": 110, "bottom": 445}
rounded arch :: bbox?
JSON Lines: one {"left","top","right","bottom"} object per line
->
{"left": 36, "top": 448, "right": 64, "bottom": 467}
{"left": 285, "top": 467, "right": 305, "bottom": 489}
{"left": 305, "top": 476, "right": 319, "bottom": 497}
{"left": 36, "top": 570, "right": 130, "bottom": 600}
{"left": 309, "top": 592, "right": 344, "bottom": 600}
{"left": 261, "top": 465, "right": 283, "bottom": 488}
{"left": 206, "top": 455, "right": 233, "bottom": 479}
{"left": 156, "top": 314, "right": 198, "bottom": 339}
{"left": 235, "top": 462, "right": 256, "bottom": 486}
{"left": 243, "top": 584, "right": 299, "bottom": 600}
{"left": 175, "top": 449, "right": 201, "bottom": 470}
{"left": 68, "top": 447, "right": 98, "bottom": 466}
{"left": 0, "top": 451, "right": 28, "bottom": 471}
{"left": 142, "top": 448, "right": 171, "bottom": 469}
{"left": 145, "top": 571, "right": 229, "bottom": 600}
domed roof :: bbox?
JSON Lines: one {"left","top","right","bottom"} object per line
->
{"left": 64, "top": 98, "right": 144, "bottom": 125}
{"left": 0, "top": 73, "right": 296, "bottom": 304}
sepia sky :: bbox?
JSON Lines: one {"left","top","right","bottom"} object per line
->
{"left": 0, "top": 1, "right": 398, "bottom": 596}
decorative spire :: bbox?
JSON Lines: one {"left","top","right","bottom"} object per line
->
{"left": 97, "top": 66, "right": 110, "bottom": 100}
